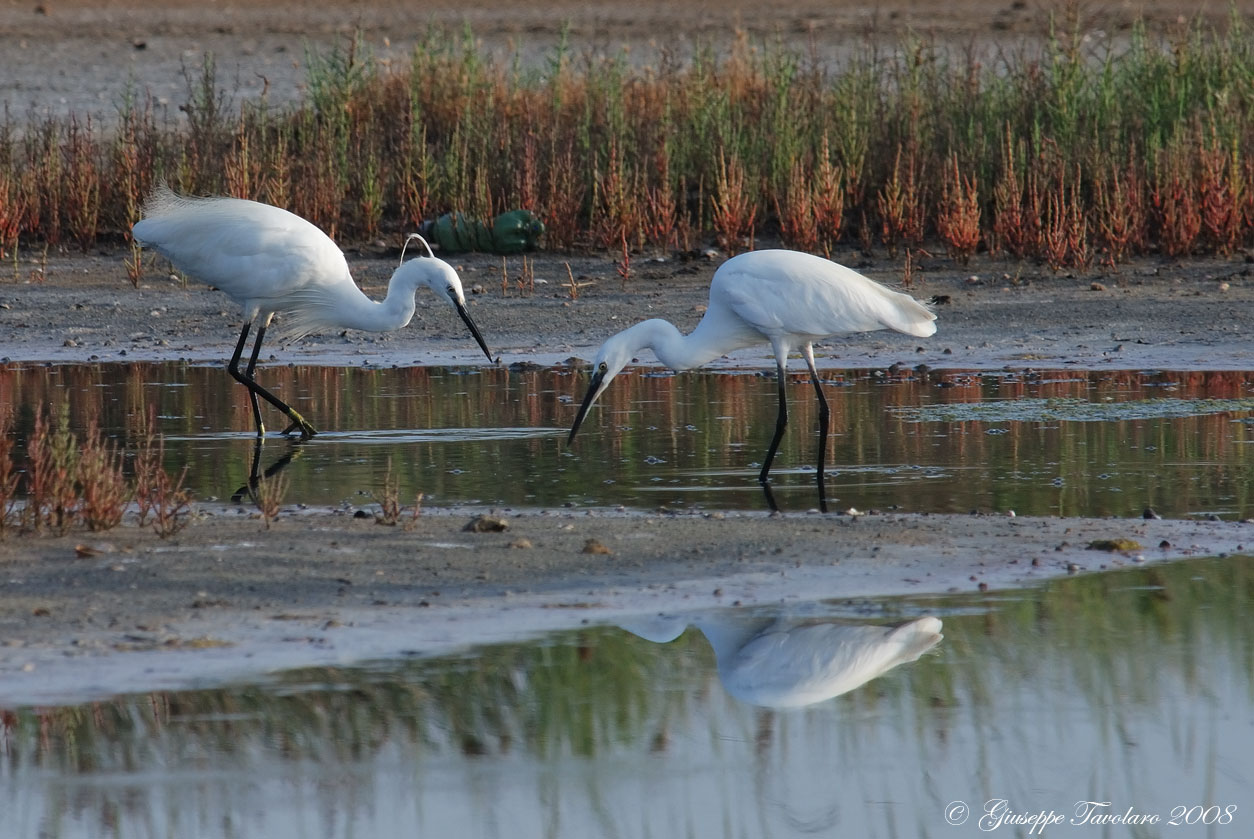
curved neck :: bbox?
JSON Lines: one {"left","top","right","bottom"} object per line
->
{"left": 331, "top": 274, "right": 418, "bottom": 333}
{"left": 623, "top": 318, "right": 751, "bottom": 370}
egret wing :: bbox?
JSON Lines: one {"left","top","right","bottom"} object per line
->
{"left": 714, "top": 250, "right": 936, "bottom": 341}
{"left": 133, "top": 190, "right": 351, "bottom": 308}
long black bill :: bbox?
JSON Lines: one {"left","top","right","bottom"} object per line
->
{"left": 454, "top": 299, "right": 494, "bottom": 362}
{"left": 567, "top": 368, "right": 605, "bottom": 444}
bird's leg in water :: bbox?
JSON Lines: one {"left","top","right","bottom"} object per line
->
{"left": 759, "top": 359, "right": 789, "bottom": 484}
{"left": 804, "top": 347, "right": 830, "bottom": 514}
{"left": 227, "top": 320, "right": 317, "bottom": 439}
{"left": 759, "top": 481, "right": 781, "bottom": 513}
{"left": 242, "top": 317, "right": 269, "bottom": 435}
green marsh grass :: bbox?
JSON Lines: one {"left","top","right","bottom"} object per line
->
{"left": 5, "top": 15, "right": 1254, "bottom": 266}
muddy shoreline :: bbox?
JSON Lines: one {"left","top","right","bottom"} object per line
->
{"left": 2, "top": 245, "right": 1254, "bottom": 703}
{"left": 5, "top": 247, "right": 1254, "bottom": 371}
{"left": 2, "top": 502, "right": 1248, "bottom": 705}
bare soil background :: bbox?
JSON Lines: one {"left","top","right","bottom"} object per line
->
{"left": 4, "top": 0, "right": 1254, "bottom": 702}
{"left": 5, "top": 1, "right": 1254, "bottom": 122}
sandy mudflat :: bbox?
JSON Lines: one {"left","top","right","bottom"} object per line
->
{"left": 2, "top": 503, "right": 1249, "bottom": 705}
{"left": 4, "top": 228, "right": 1254, "bottom": 704}
{"left": 3, "top": 0, "right": 1254, "bottom": 702}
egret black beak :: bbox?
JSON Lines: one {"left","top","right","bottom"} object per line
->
{"left": 452, "top": 296, "right": 493, "bottom": 362}
{"left": 568, "top": 367, "right": 606, "bottom": 444}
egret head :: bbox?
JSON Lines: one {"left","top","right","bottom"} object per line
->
{"left": 393, "top": 238, "right": 492, "bottom": 362}
{"left": 568, "top": 332, "right": 636, "bottom": 444}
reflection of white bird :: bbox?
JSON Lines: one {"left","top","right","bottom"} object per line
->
{"left": 697, "top": 615, "right": 943, "bottom": 708}
{"left": 568, "top": 249, "right": 936, "bottom": 511}
{"left": 132, "top": 186, "right": 492, "bottom": 439}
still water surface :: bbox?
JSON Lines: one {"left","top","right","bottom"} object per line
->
{"left": 4, "top": 362, "right": 1254, "bottom": 516}
{"left": 3, "top": 555, "right": 1250, "bottom": 838}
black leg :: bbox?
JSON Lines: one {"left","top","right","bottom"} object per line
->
{"left": 243, "top": 320, "right": 268, "bottom": 435}
{"left": 759, "top": 359, "right": 789, "bottom": 484}
{"left": 226, "top": 320, "right": 317, "bottom": 439}
{"left": 759, "top": 481, "right": 781, "bottom": 513}
{"left": 804, "top": 347, "right": 830, "bottom": 513}
{"left": 231, "top": 436, "right": 303, "bottom": 502}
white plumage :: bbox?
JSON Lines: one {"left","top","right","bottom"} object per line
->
{"left": 568, "top": 249, "right": 936, "bottom": 510}
{"left": 699, "top": 615, "right": 944, "bottom": 708}
{"left": 132, "top": 186, "right": 492, "bottom": 438}
{"left": 618, "top": 613, "right": 944, "bottom": 709}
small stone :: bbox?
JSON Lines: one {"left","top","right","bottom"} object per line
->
{"left": 1090, "top": 282, "right": 1107, "bottom": 291}
{"left": 581, "top": 538, "right": 612, "bottom": 555}
{"left": 508, "top": 537, "right": 533, "bottom": 549}
{"left": 1087, "top": 538, "right": 1142, "bottom": 552}
{"left": 464, "top": 514, "right": 509, "bottom": 533}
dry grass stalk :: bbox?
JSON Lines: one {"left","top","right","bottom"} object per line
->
{"left": 992, "top": 129, "right": 1029, "bottom": 258}
{"left": 711, "top": 147, "right": 756, "bottom": 255}
{"left": 776, "top": 159, "right": 819, "bottom": 252}
{"left": 876, "top": 143, "right": 924, "bottom": 255}
{"left": 1093, "top": 163, "right": 1144, "bottom": 265}
{"left": 132, "top": 410, "right": 192, "bottom": 537}
{"left": 616, "top": 231, "right": 632, "bottom": 289}
{"left": 23, "top": 406, "right": 80, "bottom": 534}
{"left": 594, "top": 141, "right": 639, "bottom": 250}
{"left": 63, "top": 116, "right": 102, "bottom": 253}
{"left": 642, "top": 144, "right": 677, "bottom": 251}
{"left": 77, "top": 418, "right": 129, "bottom": 532}
{"left": 812, "top": 134, "right": 845, "bottom": 256}
{"left": 0, "top": 411, "right": 18, "bottom": 537}
{"left": 902, "top": 247, "right": 917, "bottom": 290}
{"left": 372, "top": 458, "right": 402, "bottom": 525}
{"left": 0, "top": 169, "right": 22, "bottom": 265}
{"left": 403, "top": 491, "right": 424, "bottom": 531}
{"left": 936, "top": 152, "right": 980, "bottom": 264}
{"left": 253, "top": 471, "right": 288, "bottom": 529}
{"left": 564, "top": 262, "right": 594, "bottom": 300}
{"left": 148, "top": 464, "right": 192, "bottom": 538}
{"left": 224, "top": 121, "right": 263, "bottom": 200}
{"left": 1198, "top": 138, "right": 1242, "bottom": 255}
{"left": 1152, "top": 151, "right": 1201, "bottom": 257}
{"left": 1042, "top": 171, "right": 1091, "bottom": 271}
{"left": 541, "top": 141, "right": 583, "bottom": 250}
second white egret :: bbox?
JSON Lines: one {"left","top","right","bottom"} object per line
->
{"left": 567, "top": 249, "right": 937, "bottom": 511}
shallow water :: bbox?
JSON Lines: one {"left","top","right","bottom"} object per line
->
{"left": 3, "top": 555, "right": 1250, "bottom": 839}
{"left": 5, "top": 362, "right": 1254, "bottom": 515}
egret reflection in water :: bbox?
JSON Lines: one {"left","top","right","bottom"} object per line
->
{"left": 620, "top": 612, "right": 943, "bottom": 708}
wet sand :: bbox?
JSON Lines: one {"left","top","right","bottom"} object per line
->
{"left": 2, "top": 246, "right": 1254, "bottom": 704}
{"left": 3, "top": 0, "right": 1254, "bottom": 702}
{"left": 2, "top": 502, "right": 1249, "bottom": 705}
{"left": 4, "top": 244, "right": 1254, "bottom": 702}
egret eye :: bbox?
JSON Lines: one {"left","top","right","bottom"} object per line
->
{"left": 598, "top": 362, "right": 608, "bottom": 374}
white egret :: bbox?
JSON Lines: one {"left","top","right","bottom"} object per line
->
{"left": 697, "top": 614, "right": 944, "bottom": 708}
{"left": 568, "top": 249, "right": 936, "bottom": 511}
{"left": 132, "top": 185, "right": 493, "bottom": 439}
{"left": 617, "top": 613, "right": 943, "bottom": 709}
